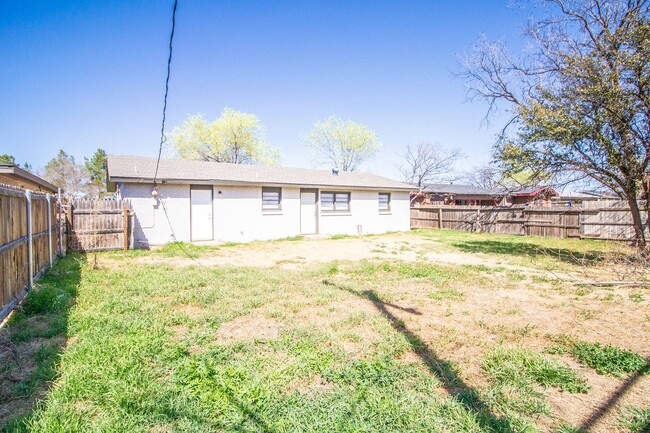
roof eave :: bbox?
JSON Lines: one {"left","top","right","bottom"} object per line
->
{"left": 110, "top": 177, "right": 413, "bottom": 191}
{"left": 0, "top": 165, "right": 58, "bottom": 193}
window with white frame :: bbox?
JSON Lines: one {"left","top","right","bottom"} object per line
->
{"left": 321, "top": 191, "right": 350, "bottom": 212}
{"left": 378, "top": 192, "right": 391, "bottom": 212}
{"left": 262, "top": 187, "right": 282, "bottom": 210}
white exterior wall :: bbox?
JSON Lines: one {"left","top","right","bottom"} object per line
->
{"left": 213, "top": 185, "right": 301, "bottom": 242}
{"left": 120, "top": 182, "right": 410, "bottom": 247}
{"left": 120, "top": 183, "right": 191, "bottom": 247}
{"left": 318, "top": 190, "right": 410, "bottom": 236}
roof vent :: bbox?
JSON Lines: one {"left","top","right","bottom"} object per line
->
{"left": 332, "top": 168, "right": 339, "bottom": 176}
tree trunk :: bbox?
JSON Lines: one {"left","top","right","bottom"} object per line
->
{"left": 627, "top": 194, "right": 647, "bottom": 250}
{"left": 643, "top": 181, "right": 650, "bottom": 251}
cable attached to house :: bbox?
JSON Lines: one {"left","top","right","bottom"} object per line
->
{"left": 153, "top": 0, "right": 178, "bottom": 187}
{"left": 151, "top": 0, "right": 179, "bottom": 243}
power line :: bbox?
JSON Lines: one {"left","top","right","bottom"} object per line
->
{"left": 153, "top": 0, "right": 178, "bottom": 185}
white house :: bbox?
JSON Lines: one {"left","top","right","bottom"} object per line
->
{"left": 106, "top": 155, "right": 412, "bottom": 247}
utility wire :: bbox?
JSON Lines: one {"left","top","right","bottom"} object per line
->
{"left": 153, "top": 0, "right": 178, "bottom": 185}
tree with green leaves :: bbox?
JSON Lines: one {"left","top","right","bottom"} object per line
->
{"left": 0, "top": 154, "right": 33, "bottom": 172}
{"left": 461, "top": 0, "right": 650, "bottom": 249}
{"left": 306, "top": 115, "right": 383, "bottom": 172}
{"left": 170, "top": 108, "right": 279, "bottom": 165}
{"left": 44, "top": 150, "right": 89, "bottom": 198}
{"left": 85, "top": 148, "right": 107, "bottom": 195}
{"left": 0, "top": 154, "right": 15, "bottom": 164}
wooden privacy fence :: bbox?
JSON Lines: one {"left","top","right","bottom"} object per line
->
{"left": 1, "top": 185, "right": 65, "bottom": 321}
{"left": 65, "top": 198, "right": 132, "bottom": 252}
{"left": 411, "top": 202, "right": 649, "bottom": 241}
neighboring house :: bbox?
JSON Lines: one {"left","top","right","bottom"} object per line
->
{"left": 410, "top": 184, "right": 560, "bottom": 207}
{"left": 106, "top": 155, "right": 412, "bottom": 247}
{"left": 554, "top": 191, "right": 619, "bottom": 206}
{"left": 509, "top": 186, "right": 559, "bottom": 205}
{"left": 410, "top": 184, "right": 506, "bottom": 206}
{"left": 0, "top": 164, "right": 58, "bottom": 193}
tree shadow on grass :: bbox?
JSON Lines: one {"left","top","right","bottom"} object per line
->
{"left": 0, "top": 254, "right": 83, "bottom": 431}
{"left": 323, "top": 279, "right": 517, "bottom": 432}
{"left": 579, "top": 358, "right": 650, "bottom": 432}
{"left": 451, "top": 240, "right": 606, "bottom": 266}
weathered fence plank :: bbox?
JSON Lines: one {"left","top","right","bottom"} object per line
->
{"left": 66, "top": 198, "right": 132, "bottom": 252}
{"left": 411, "top": 203, "right": 648, "bottom": 242}
{"left": 0, "top": 185, "right": 64, "bottom": 322}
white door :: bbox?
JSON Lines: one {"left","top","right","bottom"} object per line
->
{"left": 300, "top": 192, "right": 317, "bottom": 234}
{"left": 191, "top": 187, "right": 213, "bottom": 241}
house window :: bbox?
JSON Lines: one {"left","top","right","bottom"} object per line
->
{"left": 262, "top": 187, "right": 281, "bottom": 210}
{"left": 321, "top": 191, "right": 350, "bottom": 212}
{"left": 379, "top": 193, "right": 391, "bottom": 212}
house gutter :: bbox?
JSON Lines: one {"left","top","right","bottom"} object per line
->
{"left": 108, "top": 177, "right": 413, "bottom": 192}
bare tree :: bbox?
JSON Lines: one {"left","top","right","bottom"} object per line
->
{"left": 463, "top": 164, "right": 504, "bottom": 190}
{"left": 397, "top": 143, "right": 463, "bottom": 189}
{"left": 460, "top": 0, "right": 650, "bottom": 249}
{"left": 44, "top": 150, "right": 90, "bottom": 199}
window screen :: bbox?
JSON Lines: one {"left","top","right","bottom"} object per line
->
{"left": 262, "top": 187, "right": 281, "bottom": 210}
{"left": 379, "top": 193, "right": 391, "bottom": 211}
{"left": 321, "top": 192, "right": 350, "bottom": 212}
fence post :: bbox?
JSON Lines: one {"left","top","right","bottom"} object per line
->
{"left": 122, "top": 201, "right": 129, "bottom": 251}
{"left": 25, "top": 190, "right": 33, "bottom": 290}
{"left": 58, "top": 188, "right": 63, "bottom": 256}
{"left": 476, "top": 208, "right": 481, "bottom": 233}
{"left": 438, "top": 208, "right": 443, "bottom": 229}
{"left": 523, "top": 208, "right": 528, "bottom": 236}
{"left": 66, "top": 202, "right": 74, "bottom": 251}
{"left": 46, "top": 193, "right": 53, "bottom": 267}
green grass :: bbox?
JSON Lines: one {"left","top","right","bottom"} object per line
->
{"left": 548, "top": 336, "right": 649, "bottom": 377}
{"left": 1, "top": 231, "right": 645, "bottom": 432}
{"left": 619, "top": 407, "right": 650, "bottom": 433}
{"left": 0, "top": 255, "right": 513, "bottom": 432}
{"left": 428, "top": 288, "right": 464, "bottom": 301}
{"left": 484, "top": 347, "right": 590, "bottom": 394}
{"left": 479, "top": 347, "right": 590, "bottom": 432}
{"left": 0, "top": 255, "right": 81, "bottom": 430}
{"left": 413, "top": 229, "right": 632, "bottom": 271}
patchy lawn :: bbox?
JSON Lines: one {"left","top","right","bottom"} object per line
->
{"left": 1, "top": 230, "right": 648, "bottom": 433}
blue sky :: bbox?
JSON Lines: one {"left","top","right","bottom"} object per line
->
{"left": 0, "top": 0, "right": 533, "bottom": 180}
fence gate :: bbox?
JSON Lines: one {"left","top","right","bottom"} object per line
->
{"left": 66, "top": 198, "right": 132, "bottom": 252}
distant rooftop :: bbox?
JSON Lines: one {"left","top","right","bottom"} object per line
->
{"left": 415, "top": 183, "right": 504, "bottom": 196}
{"left": 0, "top": 164, "right": 58, "bottom": 193}
{"left": 107, "top": 155, "right": 413, "bottom": 191}
{"left": 411, "top": 183, "right": 560, "bottom": 198}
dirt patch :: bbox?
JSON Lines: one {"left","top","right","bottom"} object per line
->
{"left": 545, "top": 357, "right": 650, "bottom": 432}
{"left": 168, "top": 324, "right": 188, "bottom": 343}
{"left": 132, "top": 234, "right": 530, "bottom": 273}
{"left": 0, "top": 335, "right": 66, "bottom": 425}
{"left": 286, "top": 374, "right": 335, "bottom": 395}
{"left": 216, "top": 314, "right": 282, "bottom": 343}
{"left": 179, "top": 304, "right": 204, "bottom": 319}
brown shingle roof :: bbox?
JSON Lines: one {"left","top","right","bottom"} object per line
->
{"left": 107, "top": 155, "right": 412, "bottom": 191}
